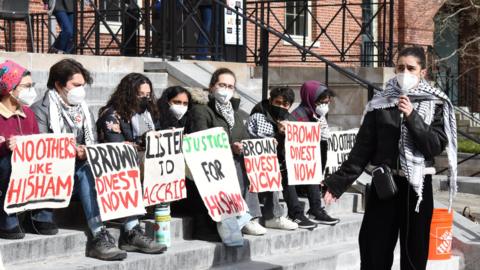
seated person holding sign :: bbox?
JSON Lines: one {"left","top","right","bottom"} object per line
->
{"left": 187, "top": 68, "right": 266, "bottom": 239}
{"left": 32, "top": 59, "right": 139, "bottom": 261}
{"left": 246, "top": 86, "right": 302, "bottom": 230}
{"left": 96, "top": 73, "right": 166, "bottom": 253}
{"left": 290, "top": 80, "right": 339, "bottom": 225}
{"left": 0, "top": 60, "right": 58, "bottom": 239}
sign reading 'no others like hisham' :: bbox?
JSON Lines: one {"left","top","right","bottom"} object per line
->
{"left": 4, "top": 134, "right": 76, "bottom": 214}
{"left": 183, "top": 127, "right": 248, "bottom": 222}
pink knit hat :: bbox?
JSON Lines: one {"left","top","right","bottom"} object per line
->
{"left": 0, "top": 60, "right": 27, "bottom": 96}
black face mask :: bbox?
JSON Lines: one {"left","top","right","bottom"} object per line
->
{"left": 269, "top": 104, "right": 289, "bottom": 121}
{"left": 137, "top": 97, "right": 149, "bottom": 113}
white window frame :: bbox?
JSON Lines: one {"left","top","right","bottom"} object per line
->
{"left": 100, "top": 0, "right": 146, "bottom": 36}
{"left": 283, "top": 1, "right": 320, "bottom": 48}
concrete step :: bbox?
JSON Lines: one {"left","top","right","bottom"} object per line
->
{"left": 0, "top": 217, "right": 190, "bottom": 266}
{"left": 210, "top": 241, "right": 360, "bottom": 270}
{"left": 457, "top": 119, "right": 470, "bottom": 128}
{"left": 277, "top": 192, "right": 363, "bottom": 217}
{"left": 31, "top": 71, "right": 169, "bottom": 89}
{"left": 6, "top": 214, "right": 364, "bottom": 270}
{"left": 468, "top": 126, "right": 480, "bottom": 135}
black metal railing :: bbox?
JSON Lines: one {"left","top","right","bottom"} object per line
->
{"left": 245, "top": 0, "right": 394, "bottom": 65}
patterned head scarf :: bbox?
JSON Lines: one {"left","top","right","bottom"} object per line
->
{"left": 0, "top": 60, "right": 27, "bottom": 96}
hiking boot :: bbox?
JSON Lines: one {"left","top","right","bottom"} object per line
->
{"left": 264, "top": 216, "right": 298, "bottom": 230}
{"left": 308, "top": 208, "right": 340, "bottom": 225}
{"left": 290, "top": 214, "right": 317, "bottom": 229}
{"left": 0, "top": 225, "right": 25, "bottom": 239}
{"left": 241, "top": 219, "right": 267, "bottom": 235}
{"left": 87, "top": 228, "right": 127, "bottom": 261}
{"left": 119, "top": 225, "right": 167, "bottom": 254}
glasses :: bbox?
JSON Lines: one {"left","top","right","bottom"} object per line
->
{"left": 16, "top": 82, "right": 36, "bottom": 90}
{"left": 216, "top": 82, "right": 235, "bottom": 90}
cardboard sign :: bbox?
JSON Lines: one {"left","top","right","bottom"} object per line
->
{"left": 285, "top": 122, "right": 322, "bottom": 185}
{"left": 4, "top": 134, "right": 76, "bottom": 214}
{"left": 143, "top": 129, "right": 186, "bottom": 206}
{"left": 325, "top": 129, "right": 358, "bottom": 175}
{"left": 183, "top": 127, "right": 248, "bottom": 222}
{"left": 242, "top": 138, "right": 282, "bottom": 192}
{"left": 86, "top": 143, "right": 145, "bottom": 221}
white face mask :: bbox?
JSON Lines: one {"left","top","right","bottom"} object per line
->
{"left": 65, "top": 86, "right": 86, "bottom": 105}
{"left": 396, "top": 72, "right": 419, "bottom": 93}
{"left": 169, "top": 104, "right": 188, "bottom": 120}
{"left": 213, "top": 87, "right": 233, "bottom": 104}
{"left": 14, "top": 87, "right": 37, "bottom": 106}
{"left": 315, "top": 103, "right": 329, "bottom": 117}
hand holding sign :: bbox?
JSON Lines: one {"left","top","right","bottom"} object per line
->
{"left": 183, "top": 127, "right": 248, "bottom": 222}
{"left": 86, "top": 143, "right": 146, "bottom": 221}
{"left": 5, "top": 134, "right": 76, "bottom": 214}
{"left": 143, "top": 129, "right": 186, "bottom": 206}
{"left": 242, "top": 138, "right": 282, "bottom": 193}
{"left": 285, "top": 121, "right": 322, "bottom": 185}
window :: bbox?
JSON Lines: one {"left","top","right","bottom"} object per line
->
{"left": 285, "top": 1, "right": 309, "bottom": 37}
{"left": 100, "top": 0, "right": 122, "bottom": 23}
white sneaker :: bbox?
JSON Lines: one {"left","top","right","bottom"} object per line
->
{"left": 242, "top": 220, "right": 267, "bottom": 235}
{"left": 264, "top": 216, "right": 298, "bottom": 230}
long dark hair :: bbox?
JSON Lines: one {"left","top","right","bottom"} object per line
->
{"left": 157, "top": 86, "right": 191, "bottom": 129}
{"left": 99, "top": 73, "right": 159, "bottom": 122}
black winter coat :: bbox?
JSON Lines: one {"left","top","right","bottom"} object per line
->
{"left": 324, "top": 105, "right": 448, "bottom": 198}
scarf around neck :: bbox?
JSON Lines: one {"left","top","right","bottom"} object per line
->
{"left": 365, "top": 77, "right": 457, "bottom": 212}
{"left": 48, "top": 90, "right": 95, "bottom": 146}
{"left": 215, "top": 99, "right": 235, "bottom": 130}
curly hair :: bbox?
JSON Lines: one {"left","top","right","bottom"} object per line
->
{"left": 99, "top": 73, "right": 159, "bottom": 122}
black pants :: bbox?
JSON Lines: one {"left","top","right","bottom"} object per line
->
{"left": 281, "top": 169, "right": 322, "bottom": 219}
{"left": 360, "top": 175, "right": 433, "bottom": 270}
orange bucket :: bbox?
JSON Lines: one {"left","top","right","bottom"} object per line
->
{"left": 428, "top": 208, "right": 454, "bottom": 260}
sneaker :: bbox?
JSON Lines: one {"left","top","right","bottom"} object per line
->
{"left": 0, "top": 225, "right": 25, "bottom": 239}
{"left": 87, "top": 228, "right": 127, "bottom": 261}
{"left": 119, "top": 225, "right": 167, "bottom": 254}
{"left": 308, "top": 209, "right": 340, "bottom": 225}
{"left": 242, "top": 219, "right": 267, "bottom": 235}
{"left": 290, "top": 215, "right": 317, "bottom": 229}
{"left": 264, "top": 216, "right": 298, "bottom": 230}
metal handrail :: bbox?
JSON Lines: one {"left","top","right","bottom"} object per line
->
{"left": 455, "top": 106, "right": 480, "bottom": 127}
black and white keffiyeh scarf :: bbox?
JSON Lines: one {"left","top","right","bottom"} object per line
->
{"left": 215, "top": 100, "right": 235, "bottom": 130}
{"left": 365, "top": 78, "right": 457, "bottom": 212}
{"left": 48, "top": 90, "right": 95, "bottom": 145}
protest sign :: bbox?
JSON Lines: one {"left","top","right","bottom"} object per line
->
{"left": 325, "top": 129, "right": 358, "bottom": 175}
{"left": 86, "top": 143, "right": 145, "bottom": 221}
{"left": 242, "top": 138, "right": 282, "bottom": 192}
{"left": 285, "top": 122, "right": 322, "bottom": 185}
{"left": 143, "top": 128, "right": 186, "bottom": 206}
{"left": 5, "top": 134, "right": 76, "bottom": 214}
{"left": 183, "top": 127, "right": 248, "bottom": 222}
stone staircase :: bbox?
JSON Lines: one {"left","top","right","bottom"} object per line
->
{"left": 2, "top": 193, "right": 366, "bottom": 270}
{"left": 456, "top": 106, "right": 480, "bottom": 140}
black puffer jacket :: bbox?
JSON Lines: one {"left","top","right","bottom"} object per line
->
{"left": 324, "top": 105, "right": 448, "bottom": 198}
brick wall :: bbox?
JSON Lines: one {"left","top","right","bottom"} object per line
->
{"left": 0, "top": 0, "right": 448, "bottom": 68}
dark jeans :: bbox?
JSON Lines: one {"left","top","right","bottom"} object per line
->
{"left": 53, "top": 11, "right": 74, "bottom": 53}
{"left": 196, "top": 5, "right": 212, "bottom": 60}
{"left": 359, "top": 175, "right": 433, "bottom": 270}
{"left": 281, "top": 168, "right": 322, "bottom": 219}
{"left": 72, "top": 160, "right": 102, "bottom": 231}
{"left": 0, "top": 155, "right": 54, "bottom": 230}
